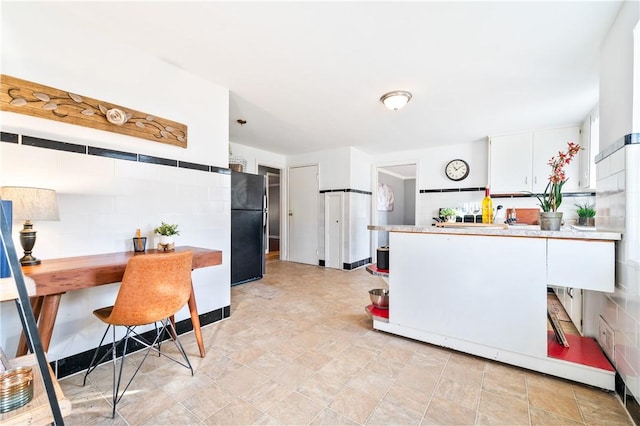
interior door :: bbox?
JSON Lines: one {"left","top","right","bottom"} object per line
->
{"left": 325, "top": 193, "right": 342, "bottom": 269}
{"left": 288, "top": 165, "right": 318, "bottom": 265}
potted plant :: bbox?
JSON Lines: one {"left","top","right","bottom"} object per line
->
{"left": 532, "top": 142, "right": 581, "bottom": 231}
{"left": 154, "top": 221, "right": 180, "bottom": 245}
{"left": 575, "top": 202, "right": 595, "bottom": 227}
{"left": 440, "top": 208, "right": 457, "bottom": 223}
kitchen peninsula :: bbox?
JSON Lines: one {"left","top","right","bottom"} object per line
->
{"left": 367, "top": 224, "right": 621, "bottom": 390}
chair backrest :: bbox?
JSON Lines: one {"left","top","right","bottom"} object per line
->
{"left": 107, "top": 251, "right": 193, "bottom": 326}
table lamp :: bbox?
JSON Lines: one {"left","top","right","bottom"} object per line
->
{"left": 0, "top": 186, "right": 60, "bottom": 265}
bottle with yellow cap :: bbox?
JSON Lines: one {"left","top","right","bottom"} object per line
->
{"left": 482, "top": 188, "right": 493, "bottom": 224}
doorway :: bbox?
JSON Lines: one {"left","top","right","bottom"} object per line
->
{"left": 374, "top": 163, "right": 417, "bottom": 248}
{"left": 288, "top": 165, "right": 319, "bottom": 265}
{"left": 258, "top": 165, "right": 281, "bottom": 261}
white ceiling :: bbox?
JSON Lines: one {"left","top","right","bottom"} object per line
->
{"left": 54, "top": 1, "right": 622, "bottom": 156}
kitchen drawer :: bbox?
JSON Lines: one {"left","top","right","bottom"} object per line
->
{"left": 547, "top": 239, "right": 614, "bottom": 292}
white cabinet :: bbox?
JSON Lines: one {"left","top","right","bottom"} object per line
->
{"left": 547, "top": 239, "right": 614, "bottom": 292}
{"left": 489, "top": 126, "right": 581, "bottom": 194}
{"left": 488, "top": 132, "right": 533, "bottom": 193}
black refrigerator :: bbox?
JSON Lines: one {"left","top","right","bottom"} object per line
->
{"left": 231, "top": 171, "right": 266, "bottom": 286}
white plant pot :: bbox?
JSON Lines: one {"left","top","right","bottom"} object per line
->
{"left": 159, "top": 235, "right": 174, "bottom": 245}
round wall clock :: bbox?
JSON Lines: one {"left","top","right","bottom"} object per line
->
{"left": 445, "top": 159, "right": 470, "bottom": 181}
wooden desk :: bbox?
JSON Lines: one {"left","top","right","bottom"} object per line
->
{"left": 17, "top": 246, "right": 222, "bottom": 358}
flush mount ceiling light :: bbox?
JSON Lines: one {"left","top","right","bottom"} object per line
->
{"left": 380, "top": 91, "right": 412, "bottom": 111}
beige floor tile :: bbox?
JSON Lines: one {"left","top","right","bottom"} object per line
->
{"left": 574, "top": 389, "right": 633, "bottom": 425}
{"left": 383, "top": 382, "right": 432, "bottom": 415}
{"left": 481, "top": 365, "right": 527, "bottom": 402}
{"left": 140, "top": 403, "right": 203, "bottom": 425}
{"left": 529, "top": 406, "right": 584, "bottom": 425}
{"left": 269, "top": 359, "right": 316, "bottom": 389}
{"left": 423, "top": 396, "right": 477, "bottom": 425}
{"left": 198, "top": 354, "right": 237, "bottom": 379}
{"left": 227, "top": 345, "right": 266, "bottom": 365}
{"left": 318, "top": 355, "right": 364, "bottom": 378}
{"left": 366, "top": 353, "right": 406, "bottom": 380}
{"left": 395, "top": 363, "right": 441, "bottom": 394}
{"left": 115, "top": 386, "right": 176, "bottom": 425}
{"left": 527, "top": 370, "right": 576, "bottom": 397}
{"left": 295, "top": 349, "right": 333, "bottom": 371}
{"left": 217, "top": 363, "right": 270, "bottom": 396}
{"left": 441, "top": 354, "right": 485, "bottom": 387}
{"left": 241, "top": 378, "right": 292, "bottom": 412}
{"left": 59, "top": 261, "right": 632, "bottom": 426}
{"left": 310, "top": 408, "right": 359, "bottom": 425}
{"left": 314, "top": 337, "right": 354, "bottom": 358}
{"left": 366, "top": 399, "right": 423, "bottom": 425}
{"left": 476, "top": 389, "right": 529, "bottom": 425}
{"left": 203, "top": 399, "right": 264, "bottom": 425}
{"left": 159, "top": 369, "right": 217, "bottom": 402}
{"left": 180, "top": 383, "right": 235, "bottom": 420}
{"left": 435, "top": 376, "right": 481, "bottom": 410}
{"left": 265, "top": 391, "right": 324, "bottom": 425}
{"left": 297, "top": 371, "right": 348, "bottom": 405}
{"left": 346, "top": 367, "right": 395, "bottom": 400}
{"left": 246, "top": 350, "right": 294, "bottom": 377}
{"left": 376, "top": 343, "right": 415, "bottom": 365}
{"left": 528, "top": 381, "right": 583, "bottom": 422}
{"left": 252, "top": 414, "right": 281, "bottom": 425}
{"left": 60, "top": 390, "right": 127, "bottom": 426}
{"left": 329, "top": 384, "right": 380, "bottom": 424}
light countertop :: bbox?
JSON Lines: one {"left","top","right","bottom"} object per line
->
{"left": 367, "top": 224, "right": 622, "bottom": 241}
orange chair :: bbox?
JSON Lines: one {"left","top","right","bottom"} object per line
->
{"left": 83, "top": 251, "right": 194, "bottom": 418}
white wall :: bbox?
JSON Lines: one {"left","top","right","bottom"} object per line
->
{"left": 600, "top": 1, "right": 638, "bottom": 148}
{"left": 369, "top": 141, "right": 488, "bottom": 226}
{"left": 0, "top": 3, "right": 230, "bottom": 361}
{"left": 229, "top": 142, "right": 286, "bottom": 174}
{"left": 595, "top": 0, "right": 640, "bottom": 402}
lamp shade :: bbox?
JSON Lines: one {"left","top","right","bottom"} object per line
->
{"left": 380, "top": 91, "right": 412, "bottom": 111}
{"left": 0, "top": 187, "right": 60, "bottom": 221}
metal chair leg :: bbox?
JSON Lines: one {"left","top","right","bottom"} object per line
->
{"left": 86, "top": 318, "right": 194, "bottom": 418}
{"left": 83, "top": 325, "right": 111, "bottom": 386}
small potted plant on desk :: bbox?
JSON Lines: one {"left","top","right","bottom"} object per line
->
{"left": 154, "top": 221, "right": 179, "bottom": 251}
{"left": 575, "top": 202, "right": 596, "bottom": 227}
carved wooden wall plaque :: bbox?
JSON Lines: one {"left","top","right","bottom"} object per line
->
{"left": 0, "top": 75, "right": 187, "bottom": 148}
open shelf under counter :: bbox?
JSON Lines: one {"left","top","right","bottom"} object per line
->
{"left": 365, "top": 264, "right": 388, "bottom": 277}
{"left": 365, "top": 304, "right": 389, "bottom": 323}
{"left": 547, "top": 332, "right": 614, "bottom": 372}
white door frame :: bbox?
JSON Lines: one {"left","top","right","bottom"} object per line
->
{"left": 265, "top": 171, "right": 280, "bottom": 255}
{"left": 287, "top": 164, "right": 319, "bottom": 265}
{"left": 371, "top": 161, "right": 419, "bottom": 262}
{"left": 324, "top": 192, "right": 343, "bottom": 269}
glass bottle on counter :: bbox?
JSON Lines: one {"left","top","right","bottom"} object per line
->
{"left": 482, "top": 188, "right": 493, "bottom": 223}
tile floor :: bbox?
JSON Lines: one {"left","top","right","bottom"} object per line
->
{"left": 60, "top": 261, "right": 633, "bottom": 425}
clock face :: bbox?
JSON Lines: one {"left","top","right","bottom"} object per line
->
{"left": 445, "top": 159, "right": 470, "bottom": 181}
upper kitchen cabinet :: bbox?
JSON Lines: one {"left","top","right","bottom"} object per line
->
{"left": 488, "top": 132, "right": 533, "bottom": 193}
{"left": 489, "top": 126, "right": 581, "bottom": 194}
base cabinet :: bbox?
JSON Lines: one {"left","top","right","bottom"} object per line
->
{"left": 378, "top": 230, "right": 616, "bottom": 390}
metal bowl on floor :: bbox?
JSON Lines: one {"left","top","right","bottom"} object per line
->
{"left": 369, "top": 289, "right": 389, "bottom": 309}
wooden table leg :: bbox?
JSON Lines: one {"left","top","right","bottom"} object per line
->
{"left": 16, "top": 296, "right": 44, "bottom": 356}
{"left": 37, "top": 294, "right": 63, "bottom": 352}
{"left": 15, "top": 294, "right": 62, "bottom": 357}
{"left": 188, "top": 280, "right": 205, "bottom": 357}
